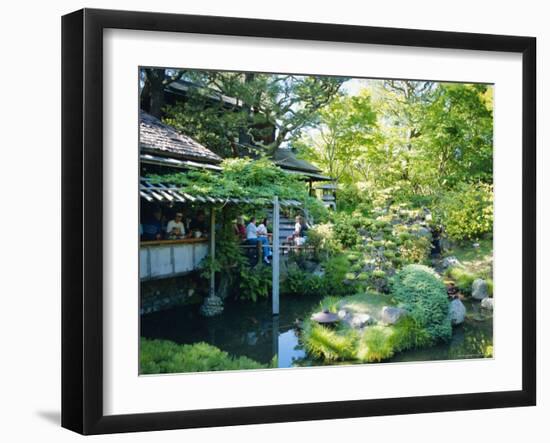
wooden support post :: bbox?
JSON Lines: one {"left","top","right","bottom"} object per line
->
{"left": 272, "top": 196, "right": 280, "bottom": 315}
{"left": 209, "top": 208, "right": 216, "bottom": 297}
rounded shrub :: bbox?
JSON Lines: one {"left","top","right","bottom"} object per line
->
{"left": 391, "top": 264, "right": 452, "bottom": 342}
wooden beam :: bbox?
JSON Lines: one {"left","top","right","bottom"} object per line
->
{"left": 272, "top": 196, "right": 280, "bottom": 315}
{"left": 209, "top": 208, "right": 216, "bottom": 297}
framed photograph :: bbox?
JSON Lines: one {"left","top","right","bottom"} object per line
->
{"left": 62, "top": 8, "right": 536, "bottom": 435}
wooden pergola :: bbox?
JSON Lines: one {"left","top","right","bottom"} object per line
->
{"left": 140, "top": 178, "right": 303, "bottom": 315}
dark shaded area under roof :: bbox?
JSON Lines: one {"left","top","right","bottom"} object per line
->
{"left": 140, "top": 110, "right": 222, "bottom": 164}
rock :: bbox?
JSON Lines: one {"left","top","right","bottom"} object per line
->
{"left": 381, "top": 306, "right": 407, "bottom": 325}
{"left": 200, "top": 295, "right": 224, "bottom": 317}
{"left": 449, "top": 298, "right": 466, "bottom": 325}
{"left": 414, "top": 226, "right": 432, "bottom": 238}
{"left": 481, "top": 297, "right": 494, "bottom": 310}
{"left": 349, "top": 313, "right": 375, "bottom": 328}
{"left": 472, "top": 278, "right": 488, "bottom": 300}
{"left": 312, "top": 265, "right": 325, "bottom": 278}
{"left": 338, "top": 309, "right": 351, "bottom": 321}
{"left": 441, "top": 256, "right": 461, "bottom": 269}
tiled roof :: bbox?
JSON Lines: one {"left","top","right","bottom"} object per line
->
{"left": 272, "top": 148, "right": 322, "bottom": 174}
{"left": 139, "top": 111, "right": 222, "bottom": 164}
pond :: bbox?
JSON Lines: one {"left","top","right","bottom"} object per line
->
{"left": 140, "top": 295, "right": 493, "bottom": 368}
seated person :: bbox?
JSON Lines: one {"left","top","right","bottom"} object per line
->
{"left": 141, "top": 209, "right": 163, "bottom": 241}
{"left": 166, "top": 212, "right": 186, "bottom": 239}
{"left": 246, "top": 217, "right": 272, "bottom": 264}
{"left": 234, "top": 215, "right": 247, "bottom": 241}
{"left": 189, "top": 210, "right": 208, "bottom": 237}
{"left": 257, "top": 218, "right": 271, "bottom": 239}
{"left": 292, "top": 215, "right": 309, "bottom": 246}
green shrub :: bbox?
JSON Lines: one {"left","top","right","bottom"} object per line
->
{"left": 433, "top": 182, "right": 493, "bottom": 241}
{"left": 323, "top": 255, "right": 357, "bottom": 296}
{"left": 281, "top": 265, "right": 324, "bottom": 296}
{"left": 357, "top": 272, "right": 370, "bottom": 281}
{"left": 302, "top": 322, "right": 357, "bottom": 361}
{"left": 388, "top": 317, "right": 432, "bottom": 352}
{"left": 383, "top": 250, "right": 396, "bottom": 260}
{"left": 332, "top": 213, "right": 363, "bottom": 248}
{"left": 238, "top": 264, "right": 272, "bottom": 302}
{"left": 140, "top": 339, "right": 267, "bottom": 374}
{"left": 445, "top": 266, "right": 476, "bottom": 295}
{"left": 306, "top": 223, "right": 341, "bottom": 259}
{"left": 345, "top": 273, "right": 356, "bottom": 280}
{"left": 391, "top": 264, "right": 452, "bottom": 342}
{"left": 399, "top": 236, "right": 431, "bottom": 264}
{"left": 372, "top": 269, "right": 386, "bottom": 278}
{"left": 318, "top": 296, "right": 342, "bottom": 312}
{"left": 357, "top": 326, "right": 394, "bottom": 362}
{"left": 350, "top": 263, "right": 362, "bottom": 272}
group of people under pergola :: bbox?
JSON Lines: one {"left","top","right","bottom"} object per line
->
{"left": 234, "top": 215, "right": 309, "bottom": 264}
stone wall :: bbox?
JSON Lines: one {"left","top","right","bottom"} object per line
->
{"left": 140, "top": 273, "right": 206, "bottom": 314}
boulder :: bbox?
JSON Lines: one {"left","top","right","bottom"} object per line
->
{"left": 381, "top": 306, "right": 407, "bottom": 325}
{"left": 472, "top": 278, "right": 488, "bottom": 300}
{"left": 481, "top": 297, "right": 494, "bottom": 310}
{"left": 441, "top": 256, "right": 461, "bottom": 270}
{"left": 350, "top": 313, "right": 375, "bottom": 329}
{"left": 449, "top": 298, "right": 466, "bottom": 325}
{"left": 337, "top": 309, "right": 351, "bottom": 321}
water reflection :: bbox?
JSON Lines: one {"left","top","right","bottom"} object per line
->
{"left": 140, "top": 296, "right": 493, "bottom": 368}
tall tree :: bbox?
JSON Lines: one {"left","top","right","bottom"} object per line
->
{"left": 163, "top": 71, "right": 344, "bottom": 157}
{"left": 297, "top": 92, "right": 378, "bottom": 184}
{"left": 140, "top": 68, "right": 186, "bottom": 118}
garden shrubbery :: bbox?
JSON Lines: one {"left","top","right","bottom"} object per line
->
{"left": 391, "top": 264, "right": 452, "bottom": 342}
{"left": 140, "top": 338, "right": 267, "bottom": 374}
{"left": 433, "top": 182, "right": 493, "bottom": 241}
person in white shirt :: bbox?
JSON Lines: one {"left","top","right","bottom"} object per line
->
{"left": 257, "top": 218, "right": 269, "bottom": 238}
{"left": 246, "top": 217, "right": 271, "bottom": 264}
{"left": 246, "top": 217, "right": 258, "bottom": 240}
{"left": 166, "top": 212, "right": 186, "bottom": 239}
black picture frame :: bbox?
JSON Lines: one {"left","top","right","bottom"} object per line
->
{"left": 61, "top": 8, "right": 536, "bottom": 435}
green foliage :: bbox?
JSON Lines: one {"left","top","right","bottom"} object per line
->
{"left": 152, "top": 158, "right": 311, "bottom": 204}
{"left": 391, "top": 264, "right": 452, "bottom": 342}
{"left": 388, "top": 316, "right": 432, "bottom": 352}
{"left": 332, "top": 213, "right": 363, "bottom": 248}
{"left": 399, "top": 235, "right": 432, "bottom": 264}
{"left": 323, "top": 255, "right": 357, "bottom": 296}
{"left": 445, "top": 266, "right": 476, "bottom": 295}
{"left": 318, "top": 296, "right": 343, "bottom": 313}
{"left": 302, "top": 322, "right": 357, "bottom": 361}
{"left": 301, "top": 293, "right": 437, "bottom": 364}
{"left": 238, "top": 264, "right": 272, "bottom": 302}
{"left": 281, "top": 265, "right": 324, "bottom": 297}
{"left": 306, "top": 223, "right": 342, "bottom": 259}
{"left": 163, "top": 71, "right": 344, "bottom": 156}
{"left": 372, "top": 269, "right": 386, "bottom": 278}
{"left": 357, "top": 326, "right": 394, "bottom": 362}
{"left": 297, "top": 92, "right": 378, "bottom": 185}
{"left": 140, "top": 339, "right": 267, "bottom": 374}
{"left": 433, "top": 182, "right": 493, "bottom": 241}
